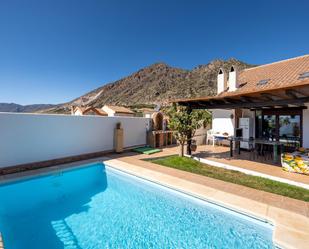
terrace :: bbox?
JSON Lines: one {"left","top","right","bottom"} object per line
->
{"left": 191, "top": 144, "right": 309, "bottom": 187}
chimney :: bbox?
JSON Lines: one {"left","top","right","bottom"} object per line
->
{"left": 217, "top": 68, "right": 227, "bottom": 94}
{"left": 228, "top": 66, "right": 239, "bottom": 91}
{"left": 71, "top": 106, "right": 75, "bottom": 115}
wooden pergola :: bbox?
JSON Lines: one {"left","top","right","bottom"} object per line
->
{"left": 176, "top": 84, "right": 309, "bottom": 110}
{"left": 173, "top": 83, "right": 309, "bottom": 155}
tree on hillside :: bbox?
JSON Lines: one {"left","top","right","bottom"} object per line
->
{"left": 167, "top": 104, "right": 211, "bottom": 157}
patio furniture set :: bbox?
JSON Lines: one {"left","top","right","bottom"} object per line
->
{"left": 206, "top": 130, "right": 230, "bottom": 147}
{"left": 206, "top": 129, "right": 309, "bottom": 175}
{"left": 228, "top": 137, "right": 284, "bottom": 164}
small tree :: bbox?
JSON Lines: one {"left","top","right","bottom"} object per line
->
{"left": 167, "top": 104, "right": 211, "bottom": 157}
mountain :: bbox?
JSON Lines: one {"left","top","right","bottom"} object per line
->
{"left": 0, "top": 58, "right": 254, "bottom": 114}
{"left": 0, "top": 103, "right": 57, "bottom": 113}
{"left": 43, "top": 58, "right": 254, "bottom": 114}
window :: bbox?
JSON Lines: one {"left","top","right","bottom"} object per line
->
{"left": 299, "top": 72, "right": 309, "bottom": 79}
{"left": 257, "top": 79, "right": 270, "bottom": 85}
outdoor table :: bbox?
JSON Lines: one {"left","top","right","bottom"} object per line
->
{"left": 213, "top": 134, "right": 229, "bottom": 146}
{"left": 254, "top": 139, "right": 284, "bottom": 163}
{"left": 228, "top": 137, "right": 284, "bottom": 164}
{"left": 228, "top": 137, "right": 252, "bottom": 157}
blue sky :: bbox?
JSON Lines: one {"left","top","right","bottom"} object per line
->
{"left": 0, "top": 0, "right": 308, "bottom": 105}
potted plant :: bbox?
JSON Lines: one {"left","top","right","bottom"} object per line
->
{"left": 190, "top": 139, "right": 197, "bottom": 152}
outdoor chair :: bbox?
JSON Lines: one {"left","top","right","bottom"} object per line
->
{"left": 206, "top": 130, "right": 216, "bottom": 146}
{"left": 263, "top": 144, "right": 273, "bottom": 161}
{"left": 248, "top": 140, "right": 258, "bottom": 161}
{"left": 250, "top": 143, "right": 264, "bottom": 162}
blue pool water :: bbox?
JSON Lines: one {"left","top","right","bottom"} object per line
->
{"left": 0, "top": 163, "right": 274, "bottom": 249}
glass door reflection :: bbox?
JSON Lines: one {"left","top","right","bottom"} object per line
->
{"left": 263, "top": 115, "right": 276, "bottom": 140}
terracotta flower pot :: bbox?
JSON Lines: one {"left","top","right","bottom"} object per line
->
{"left": 190, "top": 143, "right": 197, "bottom": 152}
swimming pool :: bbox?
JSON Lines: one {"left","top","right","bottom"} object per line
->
{"left": 0, "top": 163, "right": 274, "bottom": 249}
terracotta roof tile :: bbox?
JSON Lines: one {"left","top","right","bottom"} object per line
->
{"left": 175, "top": 54, "right": 309, "bottom": 103}
{"left": 105, "top": 105, "right": 134, "bottom": 114}
{"left": 73, "top": 106, "right": 108, "bottom": 116}
{"left": 220, "top": 54, "right": 309, "bottom": 97}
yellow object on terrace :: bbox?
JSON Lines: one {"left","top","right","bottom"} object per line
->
{"left": 281, "top": 148, "right": 309, "bottom": 175}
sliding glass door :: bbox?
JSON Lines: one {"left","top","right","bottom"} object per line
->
{"left": 263, "top": 115, "right": 276, "bottom": 140}
{"left": 255, "top": 108, "right": 303, "bottom": 149}
{"left": 279, "top": 114, "right": 301, "bottom": 148}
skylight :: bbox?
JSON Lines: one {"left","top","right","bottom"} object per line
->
{"left": 257, "top": 79, "right": 270, "bottom": 85}
{"left": 299, "top": 71, "right": 309, "bottom": 79}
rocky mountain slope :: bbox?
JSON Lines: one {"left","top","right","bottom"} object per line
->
{"left": 0, "top": 103, "right": 57, "bottom": 113}
{"left": 43, "top": 58, "right": 254, "bottom": 114}
{"left": 0, "top": 58, "right": 254, "bottom": 114}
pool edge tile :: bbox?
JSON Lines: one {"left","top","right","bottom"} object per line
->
{"left": 273, "top": 225, "right": 309, "bottom": 249}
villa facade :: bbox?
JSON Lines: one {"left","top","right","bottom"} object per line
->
{"left": 176, "top": 54, "right": 309, "bottom": 149}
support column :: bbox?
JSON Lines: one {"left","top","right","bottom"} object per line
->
{"left": 186, "top": 105, "right": 192, "bottom": 156}
{"left": 114, "top": 122, "right": 124, "bottom": 153}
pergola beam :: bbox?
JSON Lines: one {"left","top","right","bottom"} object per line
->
{"left": 239, "top": 96, "right": 267, "bottom": 102}
{"left": 285, "top": 90, "right": 298, "bottom": 99}
{"left": 224, "top": 98, "right": 243, "bottom": 104}
{"left": 182, "top": 96, "right": 309, "bottom": 109}
{"left": 260, "top": 93, "right": 281, "bottom": 101}
{"left": 240, "top": 96, "right": 254, "bottom": 102}
{"left": 286, "top": 89, "right": 309, "bottom": 98}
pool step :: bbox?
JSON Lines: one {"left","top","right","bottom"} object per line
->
{"left": 52, "top": 171, "right": 63, "bottom": 177}
{"left": 51, "top": 220, "right": 80, "bottom": 248}
{"left": 0, "top": 232, "right": 4, "bottom": 249}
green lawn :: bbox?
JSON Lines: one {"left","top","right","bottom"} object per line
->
{"left": 145, "top": 155, "right": 309, "bottom": 202}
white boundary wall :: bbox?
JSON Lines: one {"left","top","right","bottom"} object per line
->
{"left": 0, "top": 113, "right": 149, "bottom": 168}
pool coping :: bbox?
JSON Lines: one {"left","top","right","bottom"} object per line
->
{"left": 0, "top": 157, "right": 308, "bottom": 249}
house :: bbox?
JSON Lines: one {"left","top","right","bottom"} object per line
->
{"left": 175, "top": 54, "right": 309, "bottom": 151}
{"left": 102, "top": 105, "right": 135, "bottom": 117}
{"left": 71, "top": 106, "right": 108, "bottom": 116}
{"left": 140, "top": 108, "right": 157, "bottom": 118}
